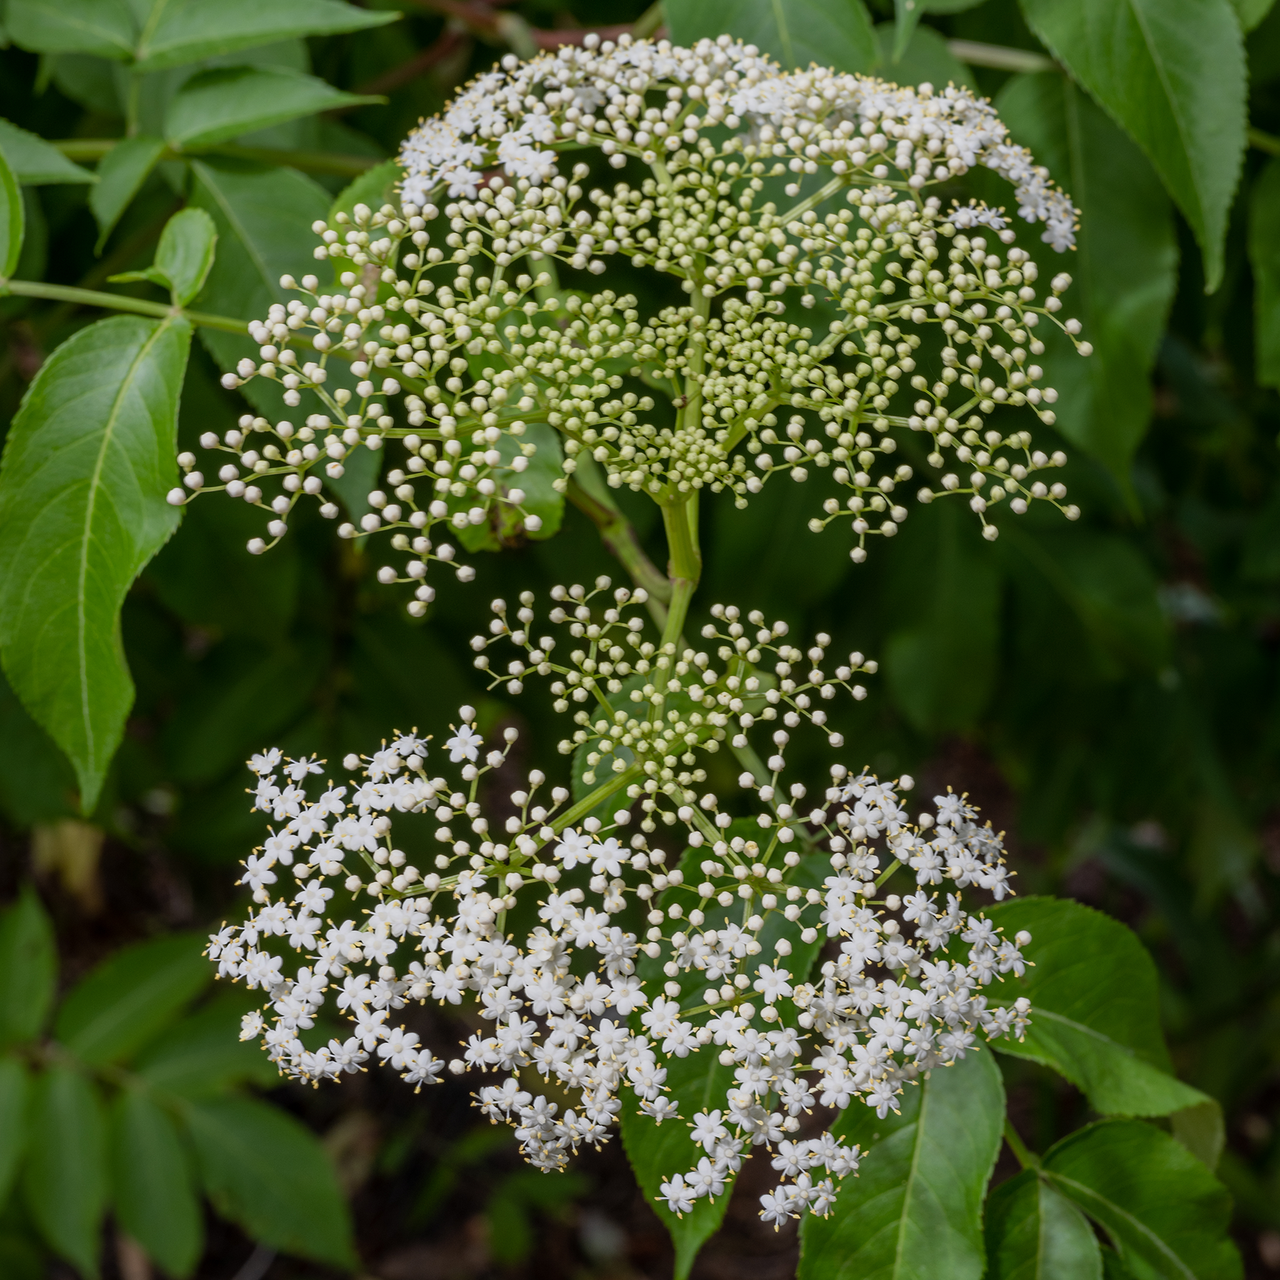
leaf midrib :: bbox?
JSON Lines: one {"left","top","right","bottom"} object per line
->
{"left": 1044, "top": 1170, "right": 1196, "bottom": 1280}
{"left": 1124, "top": 0, "right": 1204, "bottom": 224}
{"left": 76, "top": 317, "right": 174, "bottom": 765}
{"left": 192, "top": 162, "right": 277, "bottom": 307}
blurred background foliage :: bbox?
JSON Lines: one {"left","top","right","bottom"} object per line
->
{"left": 0, "top": 0, "right": 1279, "bottom": 1276}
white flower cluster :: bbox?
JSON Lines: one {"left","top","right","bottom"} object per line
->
{"left": 400, "top": 33, "right": 1076, "bottom": 251}
{"left": 209, "top": 709, "right": 1031, "bottom": 1227}
{"left": 172, "top": 36, "right": 1087, "bottom": 600}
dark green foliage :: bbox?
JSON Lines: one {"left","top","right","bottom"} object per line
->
{"left": 0, "top": 0, "right": 1277, "bottom": 1275}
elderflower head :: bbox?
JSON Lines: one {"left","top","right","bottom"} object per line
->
{"left": 210, "top": 604, "right": 1033, "bottom": 1226}
{"left": 175, "top": 34, "right": 1087, "bottom": 603}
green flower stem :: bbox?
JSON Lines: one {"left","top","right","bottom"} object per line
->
{"left": 1250, "top": 126, "right": 1280, "bottom": 156}
{"left": 659, "top": 494, "right": 701, "bottom": 651}
{"left": 549, "top": 763, "right": 644, "bottom": 835}
{"left": 631, "top": 0, "right": 663, "bottom": 38}
{"left": 1003, "top": 1118, "right": 1041, "bottom": 1170}
{"left": 946, "top": 39, "right": 1055, "bottom": 74}
{"left": 0, "top": 278, "right": 248, "bottom": 334}
{"left": 566, "top": 469, "right": 672, "bottom": 626}
{"left": 53, "top": 138, "right": 382, "bottom": 178}
{"left": 730, "top": 739, "right": 772, "bottom": 787}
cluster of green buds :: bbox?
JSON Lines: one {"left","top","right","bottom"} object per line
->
{"left": 168, "top": 33, "right": 1087, "bottom": 607}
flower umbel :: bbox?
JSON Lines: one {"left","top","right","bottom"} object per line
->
{"left": 176, "top": 34, "right": 1087, "bottom": 601}
{"left": 211, "top": 702, "right": 1031, "bottom": 1226}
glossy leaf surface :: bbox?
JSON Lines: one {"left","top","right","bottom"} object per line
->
{"left": 1020, "top": 0, "right": 1245, "bottom": 290}
{"left": 798, "top": 1049, "right": 1004, "bottom": 1280}
{"left": 0, "top": 315, "right": 190, "bottom": 810}
{"left": 987, "top": 898, "right": 1206, "bottom": 1117}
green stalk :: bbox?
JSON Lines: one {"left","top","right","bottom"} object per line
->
{"left": 659, "top": 495, "right": 701, "bottom": 650}
{"left": 0, "top": 278, "right": 248, "bottom": 334}
{"left": 549, "top": 762, "right": 645, "bottom": 835}
{"left": 566, "top": 470, "right": 671, "bottom": 627}
{"left": 52, "top": 138, "right": 381, "bottom": 178}
{"left": 1003, "top": 1118, "right": 1041, "bottom": 1170}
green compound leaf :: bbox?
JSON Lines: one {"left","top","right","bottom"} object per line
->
{"left": 110, "top": 1089, "right": 203, "bottom": 1278}
{"left": 1249, "top": 157, "right": 1280, "bottom": 389}
{"left": 0, "top": 119, "right": 95, "bottom": 185}
{"left": 666, "top": 0, "right": 878, "bottom": 74}
{"left": 89, "top": 136, "right": 166, "bottom": 252}
{"left": 997, "top": 73, "right": 1178, "bottom": 491}
{"left": 134, "top": 989, "right": 279, "bottom": 1100}
{"left": 986, "top": 897, "right": 1208, "bottom": 1118}
{"left": 153, "top": 207, "right": 218, "bottom": 306}
{"left": 113, "top": 208, "right": 218, "bottom": 306}
{"left": 798, "top": 1048, "right": 1004, "bottom": 1280}
{"left": 0, "top": 142, "right": 24, "bottom": 279}
{"left": 1019, "top": 0, "right": 1246, "bottom": 292}
{"left": 0, "top": 1056, "right": 32, "bottom": 1206}
{"left": 188, "top": 159, "right": 330, "bottom": 418}
{"left": 0, "top": 315, "right": 191, "bottom": 812}
{"left": 132, "top": 0, "right": 399, "bottom": 72}
{"left": 7, "top": 0, "right": 395, "bottom": 68}
{"left": 6, "top": 0, "right": 135, "bottom": 60}
{"left": 986, "top": 1168, "right": 1103, "bottom": 1280}
{"left": 619, "top": 1049, "right": 737, "bottom": 1280}
{"left": 164, "top": 67, "right": 380, "bottom": 151}
{"left": 1042, "top": 1120, "right": 1242, "bottom": 1280}
{"left": 184, "top": 1095, "right": 358, "bottom": 1269}
{"left": 891, "top": 0, "right": 985, "bottom": 62}
{"left": 0, "top": 886, "right": 57, "bottom": 1050}
{"left": 55, "top": 932, "right": 210, "bottom": 1067}
{"left": 22, "top": 1065, "right": 108, "bottom": 1278}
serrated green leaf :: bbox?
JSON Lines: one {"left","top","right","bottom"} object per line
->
{"left": 8, "top": 0, "right": 395, "bottom": 68}
{"left": 1019, "top": 0, "right": 1246, "bottom": 291}
{"left": 188, "top": 159, "right": 330, "bottom": 418}
{"left": 329, "top": 159, "right": 401, "bottom": 227}
{"left": 986, "top": 898, "right": 1207, "bottom": 1117}
{"left": 55, "top": 933, "right": 209, "bottom": 1067}
{"left": 892, "top": 0, "right": 985, "bottom": 61}
{"left": 619, "top": 1049, "right": 736, "bottom": 1280}
{"left": 134, "top": 989, "right": 280, "bottom": 1099}
{"left": 154, "top": 207, "right": 218, "bottom": 306}
{"left": 986, "top": 1168, "right": 1104, "bottom": 1280}
{"left": 1042, "top": 1120, "right": 1241, "bottom": 1280}
{"left": 133, "top": 0, "right": 399, "bottom": 72}
{"left": 1170, "top": 1099, "right": 1226, "bottom": 1170}
{"left": 875, "top": 22, "right": 974, "bottom": 88}
{"left": 184, "top": 1095, "right": 357, "bottom": 1269}
{"left": 89, "top": 136, "right": 166, "bottom": 252}
{"left": 6, "top": 0, "right": 135, "bottom": 60}
{"left": 165, "top": 67, "right": 379, "bottom": 151}
{"left": 996, "top": 73, "right": 1177, "bottom": 489}
{"left": 0, "top": 886, "right": 57, "bottom": 1049}
{"left": 1249, "top": 157, "right": 1280, "bottom": 388}
{"left": 0, "top": 119, "right": 95, "bottom": 185}
{"left": 110, "top": 1089, "right": 202, "bottom": 1278}
{"left": 22, "top": 1065, "right": 108, "bottom": 1278}
{"left": 0, "top": 667, "right": 78, "bottom": 827}
{"left": 666, "top": 0, "right": 878, "bottom": 73}
{"left": 0, "top": 314, "right": 191, "bottom": 811}
{"left": 1233, "top": 0, "right": 1277, "bottom": 30}
{"left": 0, "top": 1056, "right": 31, "bottom": 1205}
{"left": 0, "top": 142, "right": 24, "bottom": 279}
{"left": 798, "top": 1049, "right": 1004, "bottom": 1280}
